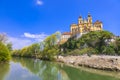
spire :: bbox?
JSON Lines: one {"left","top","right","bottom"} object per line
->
{"left": 78, "top": 15, "right": 83, "bottom": 24}
{"left": 79, "top": 15, "right": 82, "bottom": 18}
{"left": 87, "top": 12, "right": 92, "bottom": 23}
{"left": 88, "top": 12, "right": 91, "bottom": 17}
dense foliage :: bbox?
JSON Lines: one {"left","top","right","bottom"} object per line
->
{"left": 61, "top": 31, "right": 120, "bottom": 55}
{"left": 12, "top": 43, "right": 40, "bottom": 57}
{"left": 114, "top": 38, "right": 120, "bottom": 54}
{"left": 0, "top": 33, "right": 12, "bottom": 62}
{"left": 6, "top": 43, "right": 12, "bottom": 52}
{"left": 0, "top": 42, "right": 10, "bottom": 62}
{"left": 12, "top": 32, "right": 61, "bottom": 60}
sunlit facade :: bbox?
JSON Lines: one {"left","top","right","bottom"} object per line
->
{"left": 60, "top": 13, "right": 103, "bottom": 44}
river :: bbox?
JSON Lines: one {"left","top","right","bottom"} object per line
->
{"left": 0, "top": 57, "right": 120, "bottom": 80}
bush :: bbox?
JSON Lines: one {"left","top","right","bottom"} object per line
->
{"left": 0, "top": 42, "right": 10, "bottom": 62}
{"left": 41, "top": 45, "right": 59, "bottom": 60}
{"left": 67, "top": 48, "right": 98, "bottom": 56}
{"left": 102, "top": 46, "right": 115, "bottom": 55}
{"left": 67, "top": 49, "right": 81, "bottom": 55}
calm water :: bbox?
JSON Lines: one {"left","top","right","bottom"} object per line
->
{"left": 0, "top": 57, "right": 120, "bottom": 80}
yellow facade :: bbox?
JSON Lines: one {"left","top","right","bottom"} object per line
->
{"left": 60, "top": 13, "right": 103, "bottom": 44}
{"left": 70, "top": 14, "right": 103, "bottom": 36}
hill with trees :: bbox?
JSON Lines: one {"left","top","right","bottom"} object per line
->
{"left": 61, "top": 31, "right": 120, "bottom": 56}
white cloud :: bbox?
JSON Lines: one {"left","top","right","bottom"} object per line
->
{"left": 8, "top": 37, "right": 33, "bottom": 49}
{"left": 8, "top": 33, "right": 48, "bottom": 49}
{"left": 36, "top": 0, "right": 43, "bottom": 5}
{"left": 24, "top": 32, "right": 48, "bottom": 42}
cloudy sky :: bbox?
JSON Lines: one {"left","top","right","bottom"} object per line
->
{"left": 8, "top": 33, "right": 48, "bottom": 49}
{"left": 0, "top": 0, "right": 120, "bottom": 49}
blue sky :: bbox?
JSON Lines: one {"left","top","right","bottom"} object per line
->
{"left": 0, "top": 0, "right": 120, "bottom": 49}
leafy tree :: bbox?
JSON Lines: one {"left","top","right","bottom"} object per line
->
{"left": 6, "top": 43, "right": 12, "bottom": 52}
{"left": 12, "top": 50, "right": 21, "bottom": 56}
{"left": 114, "top": 38, "right": 120, "bottom": 55}
{"left": 0, "top": 42, "right": 10, "bottom": 62}
{"left": 12, "top": 43, "right": 40, "bottom": 58}
{"left": 102, "top": 45, "right": 115, "bottom": 55}
{"left": 41, "top": 32, "right": 61, "bottom": 60}
{"left": 12, "top": 32, "right": 61, "bottom": 61}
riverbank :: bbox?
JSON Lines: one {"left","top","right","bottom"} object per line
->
{"left": 57, "top": 55, "right": 120, "bottom": 71}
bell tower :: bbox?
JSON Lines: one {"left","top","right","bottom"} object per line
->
{"left": 87, "top": 13, "right": 92, "bottom": 24}
{"left": 78, "top": 16, "right": 83, "bottom": 24}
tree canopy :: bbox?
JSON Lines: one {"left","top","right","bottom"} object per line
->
{"left": 12, "top": 32, "right": 61, "bottom": 60}
{"left": 0, "top": 42, "right": 10, "bottom": 62}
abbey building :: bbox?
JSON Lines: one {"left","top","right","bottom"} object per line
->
{"left": 60, "top": 13, "right": 103, "bottom": 44}
{"left": 71, "top": 13, "right": 103, "bottom": 36}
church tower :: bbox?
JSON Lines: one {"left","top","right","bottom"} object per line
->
{"left": 87, "top": 13, "right": 92, "bottom": 28}
{"left": 78, "top": 16, "right": 83, "bottom": 34}
{"left": 87, "top": 13, "right": 92, "bottom": 24}
{"left": 61, "top": 13, "right": 103, "bottom": 44}
{"left": 78, "top": 16, "right": 83, "bottom": 24}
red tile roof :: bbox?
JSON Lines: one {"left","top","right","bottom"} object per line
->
{"left": 62, "top": 32, "right": 71, "bottom": 35}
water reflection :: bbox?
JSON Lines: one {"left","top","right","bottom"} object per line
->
{"left": 61, "top": 65, "right": 119, "bottom": 80}
{"left": 12, "top": 58, "right": 70, "bottom": 80}
{"left": 0, "top": 57, "right": 120, "bottom": 80}
{"left": 0, "top": 63, "right": 10, "bottom": 80}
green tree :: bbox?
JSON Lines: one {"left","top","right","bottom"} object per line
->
{"left": 41, "top": 32, "right": 60, "bottom": 60}
{"left": 6, "top": 43, "right": 12, "bottom": 52}
{"left": 114, "top": 38, "right": 120, "bottom": 55}
{"left": 11, "top": 32, "right": 61, "bottom": 60}
{"left": 102, "top": 45, "right": 115, "bottom": 55}
{"left": 0, "top": 42, "right": 10, "bottom": 62}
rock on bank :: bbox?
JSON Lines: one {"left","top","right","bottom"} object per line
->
{"left": 57, "top": 55, "right": 120, "bottom": 71}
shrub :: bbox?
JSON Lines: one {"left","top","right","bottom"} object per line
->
{"left": 102, "top": 45, "right": 115, "bottom": 55}
{"left": 67, "top": 47, "right": 98, "bottom": 56}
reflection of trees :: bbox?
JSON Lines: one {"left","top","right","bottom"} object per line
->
{"left": 1, "top": 58, "right": 119, "bottom": 80}
{"left": 12, "top": 58, "right": 120, "bottom": 80}
{"left": 12, "top": 58, "right": 69, "bottom": 80}
{"left": 37, "top": 61, "right": 70, "bottom": 80}
{"left": 12, "top": 57, "right": 40, "bottom": 74}
{"left": 0, "top": 63, "right": 10, "bottom": 80}
{"left": 61, "top": 65, "right": 119, "bottom": 80}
